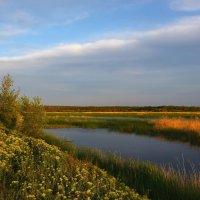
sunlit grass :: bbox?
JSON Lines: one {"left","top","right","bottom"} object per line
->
{"left": 47, "top": 111, "right": 200, "bottom": 119}
{"left": 152, "top": 118, "right": 200, "bottom": 134}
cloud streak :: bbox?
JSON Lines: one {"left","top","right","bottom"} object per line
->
{"left": 0, "top": 26, "right": 27, "bottom": 38}
{"left": 170, "top": 0, "right": 200, "bottom": 11}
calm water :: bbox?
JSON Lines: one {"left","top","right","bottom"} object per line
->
{"left": 46, "top": 128, "right": 200, "bottom": 171}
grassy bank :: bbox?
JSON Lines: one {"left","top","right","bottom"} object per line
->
{"left": 47, "top": 111, "right": 200, "bottom": 119}
{"left": 41, "top": 132, "right": 200, "bottom": 200}
{"left": 0, "top": 129, "right": 147, "bottom": 200}
{"left": 46, "top": 116, "right": 200, "bottom": 147}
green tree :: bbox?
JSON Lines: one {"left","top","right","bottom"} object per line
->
{"left": 0, "top": 74, "right": 20, "bottom": 129}
{"left": 20, "top": 96, "right": 46, "bottom": 137}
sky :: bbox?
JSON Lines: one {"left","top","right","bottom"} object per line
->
{"left": 0, "top": 0, "right": 200, "bottom": 106}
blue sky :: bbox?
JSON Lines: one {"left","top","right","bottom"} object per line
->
{"left": 0, "top": 0, "right": 200, "bottom": 106}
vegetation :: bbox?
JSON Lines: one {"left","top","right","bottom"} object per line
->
{"left": 0, "top": 74, "right": 20, "bottom": 129}
{"left": 0, "top": 75, "right": 46, "bottom": 137}
{"left": 40, "top": 133, "right": 200, "bottom": 200}
{"left": 75, "top": 148, "right": 200, "bottom": 200}
{"left": 20, "top": 96, "right": 46, "bottom": 137}
{"left": 152, "top": 118, "right": 200, "bottom": 134}
{"left": 0, "top": 129, "right": 146, "bottom": 200}
{"left": 45, "top": 105, "right": 200, "bottom": 112}
{"left": 47, "top": 111, "right": 200, "bottom": 119}
{"left": 46, "top": 115, "right": 200, "bottom": 147}
{"left": 1, "top": 74, "right": 200, "bottom": 200}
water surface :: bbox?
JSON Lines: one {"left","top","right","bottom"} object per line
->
{"left": 46, "top": 128, "right": 200, "bottom": 171}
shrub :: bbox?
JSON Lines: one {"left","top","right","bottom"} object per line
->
{"left": 0, "top": 74, "right": 20, "bottom": 129}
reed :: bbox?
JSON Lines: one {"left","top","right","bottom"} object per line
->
{"left": 152, "top": 118, "right": 200, "bottom": 134}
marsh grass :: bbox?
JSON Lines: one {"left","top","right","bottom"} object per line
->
{"left": 46, "top": 116, "right": 200, "bottom": 147}
{"left": 152, "top": 118, "right": 200, "bottom": 134}
{"left": 47, "top": 111, "right": 200, "bottom": 119}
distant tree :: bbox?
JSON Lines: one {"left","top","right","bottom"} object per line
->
{"left": 20, "top": 96, "right": 46, "bottom": 137}
{"left": 0, "top": 74, "right": 20, "bottom": 129}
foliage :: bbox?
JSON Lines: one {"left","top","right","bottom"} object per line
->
{"left": 0, "top": 74, "right": 46, "bottom": 137}
{"left": 20, "top": 96, "right": 46, "bottom": 137}
{"left": 0, "top": 74, "right": 20, "bottom": 129}
{"left": 0, "top": 129, "right": 147, "bottom": 200}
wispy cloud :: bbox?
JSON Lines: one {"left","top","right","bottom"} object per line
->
{"left": 0, "top": 25, "right": 27, "bottom": 37}
{"left": 10, "top": 11, "right": 38, "bottom": 27}
{"left": 170, "top": 0, "right": 200, "bottom": 11}
{"left": 47, "top": 12, "right": 89, "bottom": 27}
{"left": 0, "top": 15, "right": 200, "bottom": 68}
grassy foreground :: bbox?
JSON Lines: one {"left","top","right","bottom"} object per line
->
{"left": 42, "top": 133, "right": 200, "bottom": 200}
{"left": 0, "top": 129, "right": 147, "bottom": 200}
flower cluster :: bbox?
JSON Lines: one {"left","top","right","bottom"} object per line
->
{"left": 0, "top": 130, "right": 148, "bottom": 200}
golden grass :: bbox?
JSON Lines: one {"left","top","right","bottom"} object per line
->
{"left": 152, "top": 118, "right": 200, "bottom": 133}
{"left": 47, "top": 111, "right": 200, "bottom": 114}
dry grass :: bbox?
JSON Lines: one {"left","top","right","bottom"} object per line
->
{"left": 152, "top": 118, "right": 200, "bottom": 134}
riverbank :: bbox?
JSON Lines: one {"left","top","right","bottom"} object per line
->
{"left": 46, "top": 115, "right": 200, "bottom": 147}
{"left": 41, "top": 132, "right": 200, "bottom": 200}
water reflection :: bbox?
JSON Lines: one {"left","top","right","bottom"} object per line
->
{"left": 45, "top": 128, "right": 200, "bottom": 172}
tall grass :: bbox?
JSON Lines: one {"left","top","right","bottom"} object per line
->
{"left": 152, "top": 118, "right": 200, "bottom": 134}
{"left": 41, "top": 132, "right": 200, "bottom": 200}
{"left": 76, "top": 148, "right": 200, "bottom": 200}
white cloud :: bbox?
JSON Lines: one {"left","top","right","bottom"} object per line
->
{"left": 0, "top": 39, "right": 136, "bottom": 64}
{"left": 0, "top": 16, "right": 200, "bottom": 62}
{"left": 170, "top": 0, "right": 200, "bottom": 11}
{"left": 0, "top": 15, "right": 200, "bottom": 71}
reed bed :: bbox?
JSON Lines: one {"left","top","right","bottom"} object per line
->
{"left": 152, "top": 118, "right": 200, "bottom": 134}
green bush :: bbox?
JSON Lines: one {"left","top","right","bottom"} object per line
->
{"left": 0, "top": 74, "right": 46, "bottom": 138}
